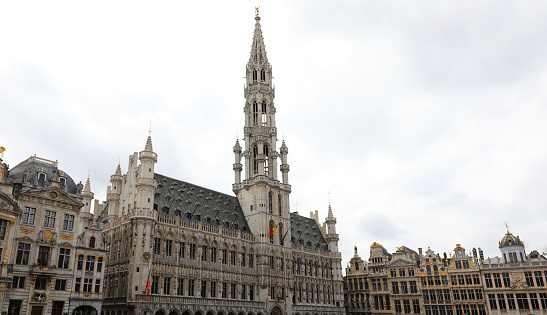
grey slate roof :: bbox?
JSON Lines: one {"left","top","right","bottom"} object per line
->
{"left": 290, "top": 212, "right": 329, "bottom": 250}
{"left": 9, "top": 157, "right": 78, "bottom": 194}
{"left": 153, "top": 173, "right": 251, "bottom": 234}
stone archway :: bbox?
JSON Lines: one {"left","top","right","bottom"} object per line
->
{"left": 155, "top": 311, "right": 166, "bottom": 315}
{"left": 270, "top": 307, "right": 282, "bottom": 315}
{"left": 169, "top": 311, "right": 179, "bottom": 315}
{"left": 73, "top": 306, "right": 98, "bottom": 315}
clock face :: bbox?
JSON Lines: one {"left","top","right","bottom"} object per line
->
{"left": 143, "top": 252, "right": 151, "bottom": 262}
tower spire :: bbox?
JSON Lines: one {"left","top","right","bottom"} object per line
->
{"left": 249, "top": 8, "right": 268, "bottom": 64}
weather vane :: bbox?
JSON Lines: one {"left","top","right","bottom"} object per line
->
{"left": 504, "top": 222, "right": 509, "bottom": 232}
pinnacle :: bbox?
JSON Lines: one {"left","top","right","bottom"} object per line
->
{"left": 144, "top": 135, "right": 153, "bottom": 152}
{"left": 84, "top": 174, "right": 91, "bottom": 193}
{"left": 115, "top": 163, "right": 122, "bottom": 176}
{"left": 328, "top": 203, "right": 334, "bottom": 218}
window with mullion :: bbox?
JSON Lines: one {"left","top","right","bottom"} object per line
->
{"left": 62, "top": 214, "right": 74, "bottom": 231}
{"left": 43, "top": 210, "right": 56, "bottom": 228}
{"left": 57, "top": 248, "right": 70, "bottom": 269}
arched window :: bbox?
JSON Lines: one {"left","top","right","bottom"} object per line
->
{"left": 59, "top": 177, "right": 66, "bottom": 187}
{"left": 426, "top": 265, "right": 431, "bottom": 275}
{"left": 261, "top": 101, "right": 267, "bottom": 126}
{"left": 252, "top": 102, "right": 259, "bottom": 125}
{"left": 89, "top": 236, "right": 96, "bottom": 249}
{"left": 268, "top": 192, "right": 273, "bottom": 214}
{"left": 253, "top": 145, "right": 259, "bottom": 175}
{"left": 263, "top": 145, "right": 269, "bottom": 175}
{"left": 38, "top": 172, "right": 46, "bottom": 182}
{"left": 433, "top": 265, "right": 439, "bottom": 274}
{"left": 278, "top": 194, "right": 282, "bottom": 215}
{"left": 252, "top": 69, "right": 257, "bottom": 82}
{"left": 261, "top": 69, "right": 265, "bottom": 81}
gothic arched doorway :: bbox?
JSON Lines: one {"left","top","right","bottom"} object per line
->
{"left": 270, "top": 307, "right": 282, "bottom": 315}
{"left": 73, "top": 306, "right": 98, "bottom": 315}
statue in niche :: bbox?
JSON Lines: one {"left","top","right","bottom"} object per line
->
{"left": 76, "top": 181, "right": 84, "bottom": 194}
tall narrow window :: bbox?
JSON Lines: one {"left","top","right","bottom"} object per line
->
{"left": 261, "top": 101, "right": 267, "bottom": 126}
{"left": 278, "top": 194, "right": 282, "bottom": 215}
{"left": 252, "top": 69, "right": 257, "bottom": 82}
{"left": 253, "top": 102, "right": 259, "bottom": 125}
{"left": 58, "top": 248, "right": 70, "bottom": 269}
{"left": 85, "top": 256, "right": 95, "bottom": 272}
{"left": 253, "top": 145, "right": 259, "bottom": 175}
{"left": 261, "top": 69, "right": 265, "bottom": 81}
{"left": 37, "top": 246, "right": 50, "bottom": 267}
{"left": 89, "top": 236, "right": 96, "bottom": 248}
{"left": 0, "top": 219, "right": 7, "bottom": 240}
{"left": 268, "top": 192, "right": 273, "bottom": 214}
{"left": 263, "top": 145, "right": 269, "bottom": 175}
{"left": 278, "top": 223, "right": 284, "bottom": 245}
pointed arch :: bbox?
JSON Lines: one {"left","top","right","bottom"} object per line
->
{"left": 261, "top": 69, "right": 266, "bottom": 82}
{"left": 252, "top": 69, "right": 258, "bottom": 82}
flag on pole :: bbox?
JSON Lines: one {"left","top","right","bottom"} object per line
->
{"left": 145, "top": 260, "right": 152, "bottom": 295}
{"left": 281, "top": 229, "right": 289, "bottom": 246}
{"left": 269, "top": 224, "right": 278, "bottom": 238}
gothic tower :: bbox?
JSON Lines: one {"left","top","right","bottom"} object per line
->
{"left": 233, "top": 11, "right": 293, "bottom": 312}
{"left": 233, "top": 11, "right": 291, "bottom": 247}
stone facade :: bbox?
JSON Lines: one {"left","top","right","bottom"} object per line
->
{"left": 99, "top": 12, "right": 346, "bottom": 315}
{"left": 0, "top": 154, "right": 105, "bottom": 315}
{"left": 344, "top": 230, "right": 546, "bottom": 315}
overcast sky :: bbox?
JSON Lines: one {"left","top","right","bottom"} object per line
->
{"left": 2, "top": 1, "right": 547, "bottom": 270}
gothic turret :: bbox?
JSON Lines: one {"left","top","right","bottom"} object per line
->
{"left": 135, "top": 135, "right": 157, "bottom": 215}
{"left": 106, "top": 163, "right": 122, "bottom": 219}
{"left": 325, "top": 203, "right": 339, "bottom": 252}
{"left": 81, "top": 173, "right": 94, "bottom": 213}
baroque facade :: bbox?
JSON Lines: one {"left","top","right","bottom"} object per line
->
{"left": 344, "top": 229, "right": 546, "bottom": 315}
{"left": 100, "top": 12, "right": 346, "bottom": 315}
{"left": 0, "top": 154, "right": 106, "bottom": 315}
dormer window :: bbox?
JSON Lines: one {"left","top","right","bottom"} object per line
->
{"left": 89, "top": 236, "right": 96, "bottom": 249}
{"left": 59, "top": 177, "right": 66, "bottom": 187}
{"left": 38, "top": 172, "right": 46, "bottom": 182}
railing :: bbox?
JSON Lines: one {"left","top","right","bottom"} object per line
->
{"left": 134, "top": 294, "right": 265, "bottom": 309}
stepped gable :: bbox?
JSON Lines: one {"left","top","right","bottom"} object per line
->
{"left": 290, "top": 212, "right": 329, "bottom": 251}
{"left": 154, "top": 173, "right": 251, "bottom": 234}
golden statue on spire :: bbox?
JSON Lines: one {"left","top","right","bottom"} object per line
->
{"left": 504, "top": 222, "right": 509, "bottom": 233}
{"left": 255, "top": 7, "right": 260, "bottom": 17}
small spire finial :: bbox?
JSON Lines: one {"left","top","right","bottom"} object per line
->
{"left": 149, "top": 121, "right": 152, "bottom": 136}
{"left": 88, "top": 166, "right": 91, "bottom": 178}
{"left": 255, "top": 7, "right": 260, "bottom": 17}
{"left": 328, "top": 191, "right": 331, "bottom": 205}
{"left": 504, "top": 222, "right": 509, "bottom": 233}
